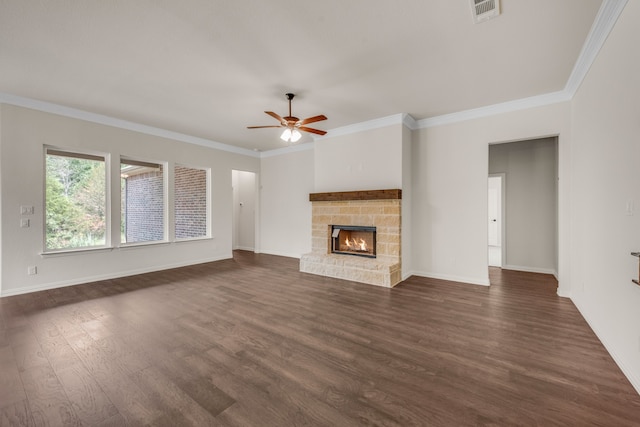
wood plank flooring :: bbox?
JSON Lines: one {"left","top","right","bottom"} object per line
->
{"left": 1, "top": 251, "right": 640, "bottom": 426}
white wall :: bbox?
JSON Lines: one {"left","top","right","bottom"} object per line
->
{"left": 411, "top": 102, "right": 571, "bottom": 287}
{"left": 569, "top": 0, "right": 640, "bottom": 393}
{"left": 489, "top": 138, "right": 558, "bottom": 275}
{"left": 259, "top": 148, "right": 314, "bottom": 258}
{"left": 314, "top": 124, "right": 403, "bottom": 192}
{"left": 0, "top": 104, "right": 259, "bottom": 296}
{"left": 258, "top": 124, "right": 410, "bottom": 262}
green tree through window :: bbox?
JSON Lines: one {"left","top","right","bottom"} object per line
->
{"left": 45, "top": 149, "right": 106, "bottom": 250}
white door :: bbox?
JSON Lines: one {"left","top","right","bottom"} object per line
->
{"left": 488, "top": 175, "right": 503, "bottom": 267}
{"left": 232, "top": 170, "right": 256, "bottom": 251}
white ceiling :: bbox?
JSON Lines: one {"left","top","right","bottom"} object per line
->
{"left": 0, "top": 0, "right": 604, "bottom": 152}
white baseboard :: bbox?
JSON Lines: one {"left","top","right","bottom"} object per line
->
{"left": 502, "top": 264, "right": 557, "bottom": 277}
{"left": 258, "top": 249, "right": 302, "bottom": 259}
{"left": 571, "top": 296, "right": 640, "bottom": 396}
{"left": 233, "top": 246, "right": 255, "bottom": 252}
{"left": 556, "top": 286, "right": 571, "bottom": 298}
{"left": 0, "top": 254, "right": 232, "bottom": 297}
{"left": 410, "top": 270, "right": 490, "bottom": 286}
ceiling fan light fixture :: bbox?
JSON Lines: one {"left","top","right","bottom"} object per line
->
{"left": 280, "top": 128, "right": 292, "bottom": 141}
{"left": 248, "top": 93, "right": 327, "bottom": 141}
{"left": 280, "top": 128, "right": 302, "bottom": 143}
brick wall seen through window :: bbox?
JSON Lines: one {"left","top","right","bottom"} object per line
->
{"left": 121, "top": 161, "right": 164, "bottom": 243}
{"left": 175, "top": 166, "right": 208, "bottom": 239}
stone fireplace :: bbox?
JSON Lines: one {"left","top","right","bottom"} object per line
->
{"left": 300, "top": 189, "right": 402, "bottom": 287}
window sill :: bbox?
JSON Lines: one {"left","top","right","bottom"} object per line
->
{"left": 41, "top": 246, "right": 114, "bottom": 257}
{"left": 174, "top": 236, "right": 214, "bottom": 243}
{"left": 118, "top": 240, "right": 170, "bottom": 249}
{"left": 40, "top": 237, "right": 214, "bottom": 257}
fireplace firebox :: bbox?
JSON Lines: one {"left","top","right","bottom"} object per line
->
{"left": 331, "top": 225, "right": 376, "bottom": 258}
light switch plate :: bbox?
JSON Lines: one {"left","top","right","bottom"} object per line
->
{"left": 20, "top": 205, "right": 34, "bottom": 215}
{"left": 20, "top": 218, "right": 30, "bottom": 228}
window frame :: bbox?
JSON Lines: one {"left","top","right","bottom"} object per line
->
{"left": 119, "top": 156, "right": 169, "bottom": 247}
{"left": 43, "top": 146, "right": 111, "bottom": 254}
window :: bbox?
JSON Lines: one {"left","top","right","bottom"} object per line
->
{"left": 174, "top": 165, "right": 209, "bottom": 239}
{"left": 45, "top": 148, "right": 107, "bottom": 251}
{"left": 121, "top": 158, "right": 165, "bottom": 244}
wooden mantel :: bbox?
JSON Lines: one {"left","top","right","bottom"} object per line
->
{"left": 309, "top": 189, "right": 402, "bottom": 202}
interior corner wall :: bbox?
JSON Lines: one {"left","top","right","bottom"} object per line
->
{"left": 0, "top": 104, "right": 259, "bottom": 296}
{"left": 259, "top": 148, "right": 314, "bottom": 258}
{"left": 401, "top": 124, "right": 413, "bottom": 279}
{"left": 411, "top": 102, "right": 571, "bottom": 287}
{"left": 569, "top": 0, "right": 640, "bottom": 394}
{"left": 489, "top": 138, "right": 558, "bottom": 275}
{"left": 0, "top": 105, "right": 3, "bottom": 294}
{"left": 314, "top": 124, "right": 403, "bottom": 192}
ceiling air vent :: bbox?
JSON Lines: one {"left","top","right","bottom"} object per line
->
{"left": 470, "top": 0, "right": 500, "bottom": 24}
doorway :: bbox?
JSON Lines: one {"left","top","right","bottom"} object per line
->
{"left": 232, "top": 170, "right": 257, "bottom": 251}
{"left": 488, "top": 137, "right": 558, "bottom": 276}
{"left": 488, "top": 174, "right": 504, "bottom": 267}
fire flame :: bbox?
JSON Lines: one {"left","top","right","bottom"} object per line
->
{"left": 345, "top": 237, "right": 367, "bottom": 251}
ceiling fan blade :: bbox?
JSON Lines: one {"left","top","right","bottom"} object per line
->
{"left": 247, "top": 125, "right": 283, "bottom": 129}
{"left": 299, "top": 126, "right": 327, "bottom": 136}
{"left": 298, "top": 114, "right": 327, "bottom": 126}
{"left": 265, "top": 111, "right": 285, "bottom": 124}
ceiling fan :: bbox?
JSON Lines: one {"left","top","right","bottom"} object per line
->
{"left": 247, "top": 93, "right": 327, "bottom": 143}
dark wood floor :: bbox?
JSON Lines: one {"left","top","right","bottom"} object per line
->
{"left": 1, "top": 251, "right": 640, "bottom": 426}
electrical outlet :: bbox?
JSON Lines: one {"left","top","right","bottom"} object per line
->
{"left": 27, "top": 266, "right": 37, "bottom": 275}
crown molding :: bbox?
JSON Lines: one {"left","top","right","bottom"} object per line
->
{"left": 0, "top": 92, "right": 260, "bottom": 158}
{"left": 564, "top": 0, "right": 628, "bottom": 96}
{"left": 313, "top": 113, "right": 410, "bottom": 141}
{"left": 259, "top": 141, "right": 314, "bottom": 158}
{"left": 260, "top": 115, "right": 417, "bottom": 157}
{"left": 416, "top": 90, "right": 571, "bottom": 129}
{"left": 402, "top": 113, "right": 419, "bottom": 130}
{"left": 322, "top": 0, "right": 627, "bottom": 133}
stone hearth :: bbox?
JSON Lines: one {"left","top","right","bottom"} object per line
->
{"left": 300, "top": 189, "right": 402, "bottom": 287}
